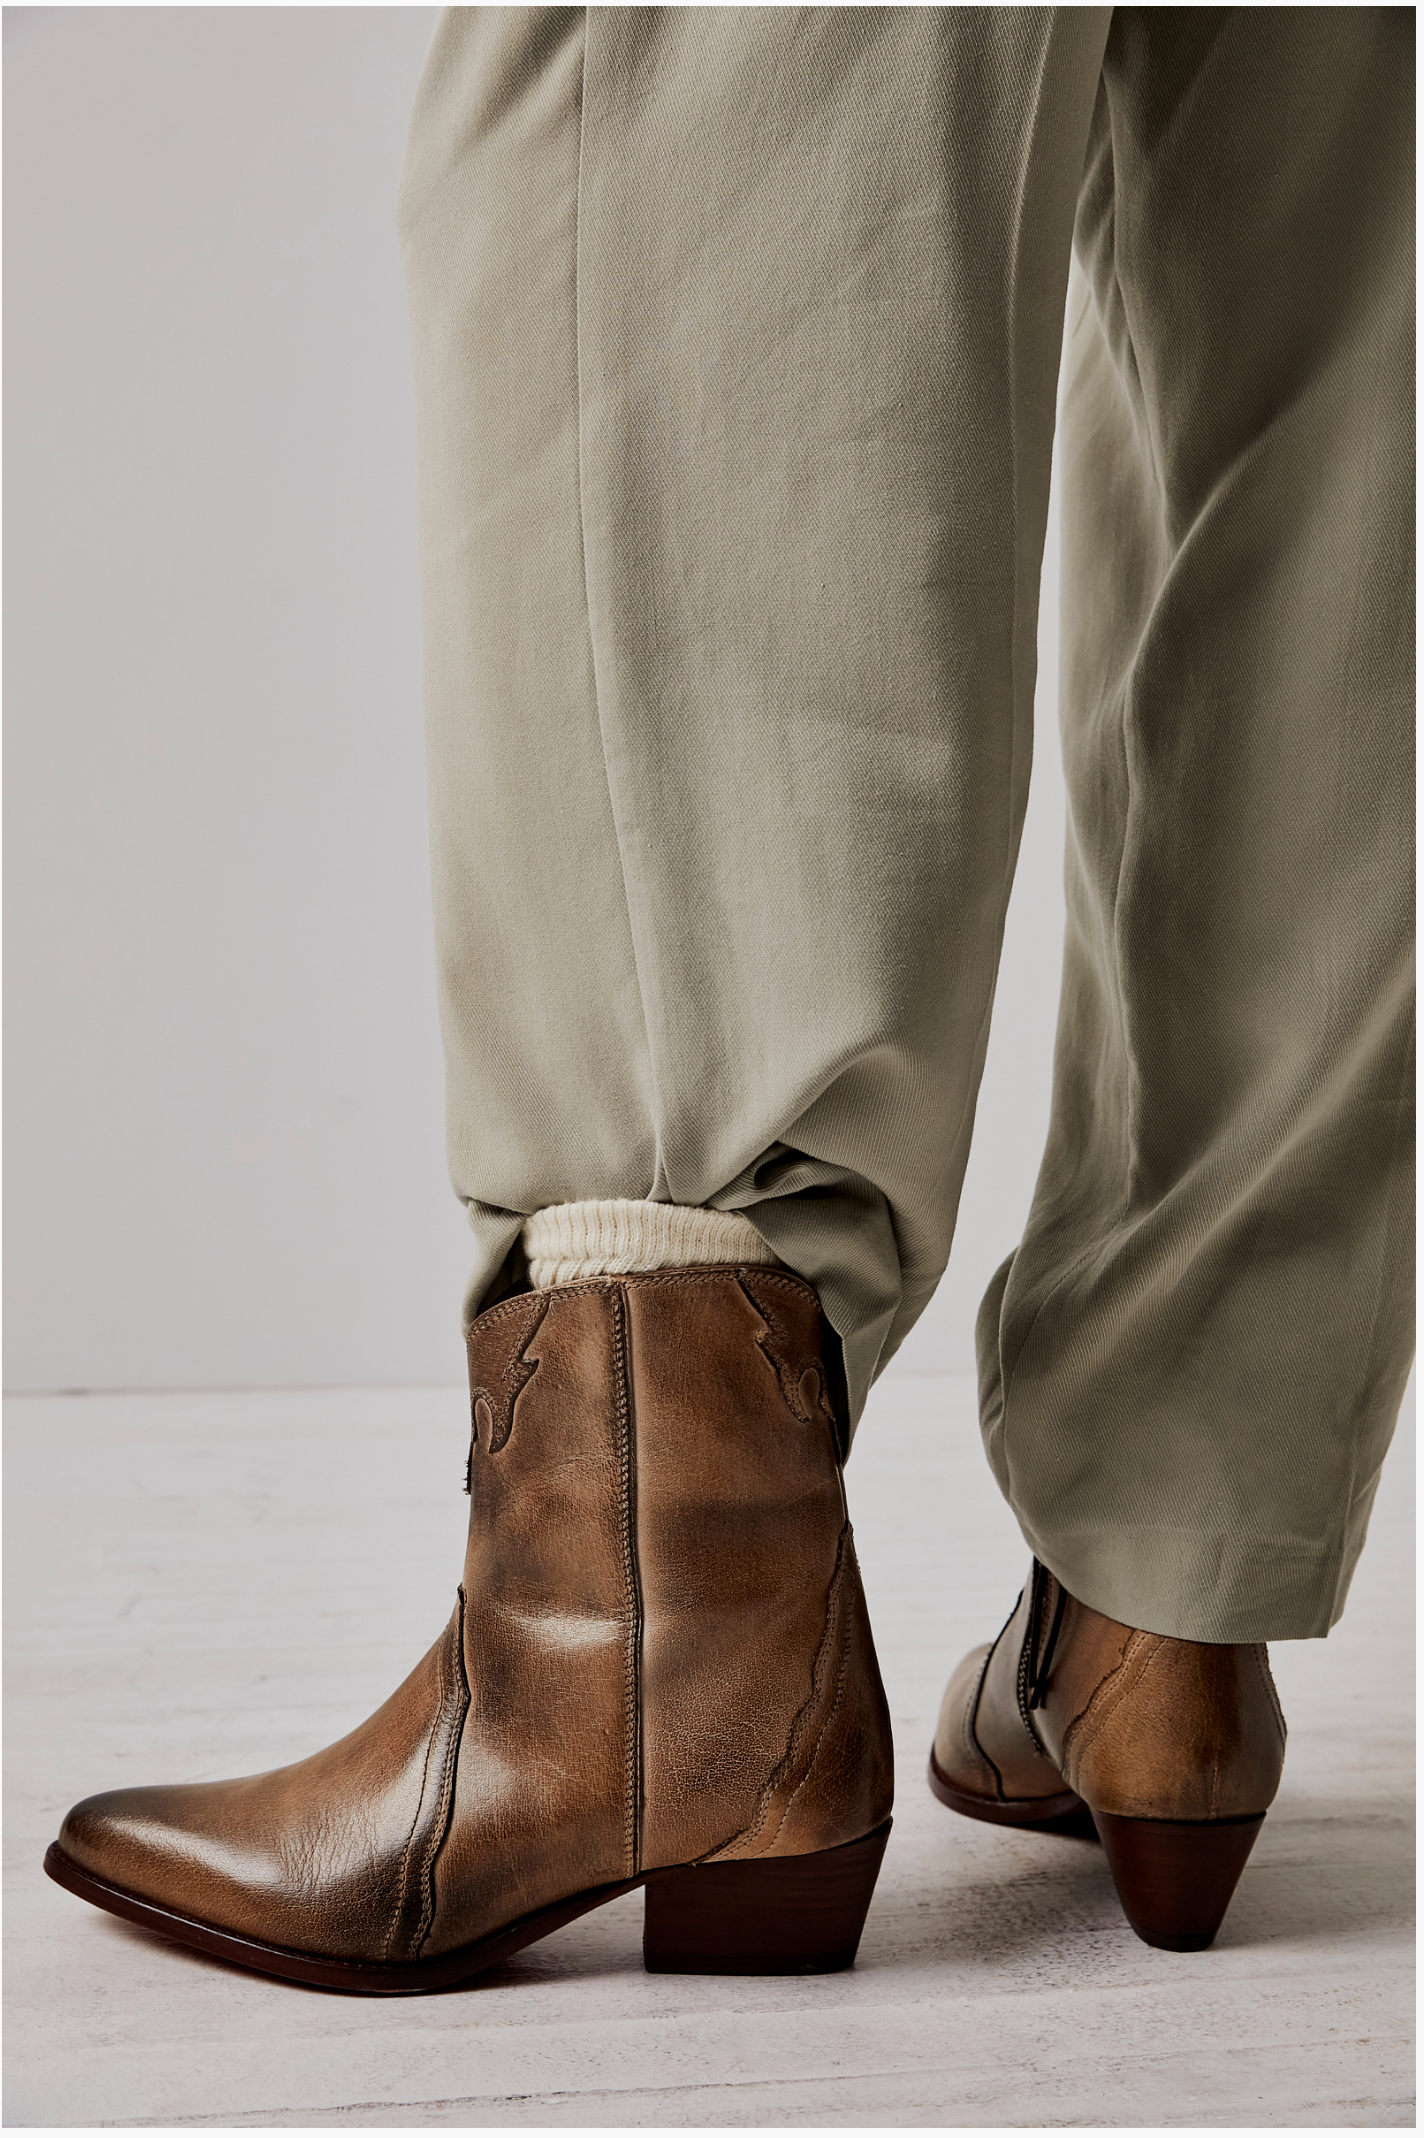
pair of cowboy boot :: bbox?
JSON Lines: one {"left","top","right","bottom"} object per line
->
{"left": 46, "top": 1266, "right": 1283, "bottom": 1986}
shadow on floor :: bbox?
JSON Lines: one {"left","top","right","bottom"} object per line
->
{"left": 76, "top": 1789, "right": 1411, "bottom": 2014}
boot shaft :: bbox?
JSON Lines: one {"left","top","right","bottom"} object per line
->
{"left": 445, "top": 1265, "right": 893, "bottom": 1951}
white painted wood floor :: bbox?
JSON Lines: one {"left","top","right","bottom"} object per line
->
{"left": 5, "top": 1374, "right": 1414, "bottom": 2128}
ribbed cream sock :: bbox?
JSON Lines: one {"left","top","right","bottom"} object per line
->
{"left": 522, "top": 1199, "right": 780, "bottom": 1289}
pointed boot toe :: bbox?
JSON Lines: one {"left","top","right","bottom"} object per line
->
{"left": 54, "top": 1781, "right": 230, "bottom": 1896}
{"left": 47, "top": 1268, "right": 895, "bottom": 1991}
{"left": 51, "top": 1784, "right": 211, "bottom": 1912}
{"left": 48, "top": 1598, "right": 473, "bottom": 1971}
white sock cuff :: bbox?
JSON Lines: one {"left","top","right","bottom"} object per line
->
{"left": 522, "top": 1199, "right": 780, "bottom": 1289}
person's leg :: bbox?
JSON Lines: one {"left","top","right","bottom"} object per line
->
{"left": 983, "top": 5, "right": 1414, "bottom": 1643}
{"left": 48, "top": 9, "right": 1112, "bottom": 1986}
{"left": 934, "top": 9, "right": 1413, "bottom": 1951}
{"left": 400, "top": 6, "right": 1108, "bottom": 1422}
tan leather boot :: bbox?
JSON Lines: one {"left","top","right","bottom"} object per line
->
{"left": 46, "top": 1268, "right": 894, "bottom": 1990}
{"left": 931, "top": 1562, "right": 1286, "bottom": 1950}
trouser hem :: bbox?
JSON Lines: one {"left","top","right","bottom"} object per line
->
{"left": 1019, "top": 1524, "right": 1346, "bottom": 1644}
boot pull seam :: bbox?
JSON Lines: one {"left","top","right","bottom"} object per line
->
{"left": 612, "top": 1284, "right": 643, "bottom": 1878}
{"left": 385, "top": 1646, "right": 446, "bottom": 1961}
{"left": 411, "top": 1589, "right": 471, "bottom": 1960}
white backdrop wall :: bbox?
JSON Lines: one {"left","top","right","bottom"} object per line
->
{"left": 5, "top": 6, "right": 1069, "bottom": 1393}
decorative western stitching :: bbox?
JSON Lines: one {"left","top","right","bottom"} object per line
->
{"left": 966, "top": 1638, "right": 1009, "bottom": 1800}
{"left": 611, "top": 1285, "right": 642, "bottom": 1879}
{"left": 760, "top": 1582, "right": 854, "bottom": 1854}
{"left": 736, "top": 1271, "right": 839, "bottom": 1435}
{"left": 413, "top": 1587, "right": 471, "bottom": 1959}
{"left": 467, "top": 1293, "right": 550, "bottom": 1486}
{"left": 1059, "top": 1631, "right": 1156, "bottom": 1789}
{"left": 707, "top": 1527, "right": 850, "bottom": 1862}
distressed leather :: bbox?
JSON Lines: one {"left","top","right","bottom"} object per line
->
{"left": 934, "top": 1565, "right": 1287, "bottom": 1821}
{"left": 59, "top": 1608, "right": 470, "bottom": 1961}
{"left": 58, "top": 1267, "right": 893, "bottom": 1965}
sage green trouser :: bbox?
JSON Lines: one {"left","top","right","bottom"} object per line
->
{"left": 398, "top": 8, "right": 1414, "bottom": 1642}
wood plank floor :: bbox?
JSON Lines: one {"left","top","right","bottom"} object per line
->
{"left": 5, "top": 1374, "right": 1413, "bottom": 2127}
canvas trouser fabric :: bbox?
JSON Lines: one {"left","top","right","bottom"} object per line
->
{"left": 397, "top": 8, "right": 1415, "bottom": 1643}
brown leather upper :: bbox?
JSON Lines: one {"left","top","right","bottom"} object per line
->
{"left": 934, "top": 1566, "right": 1286, "bottom": 1822}
{"left": 59, "top": 1267, "right": 893, "bottom": 1964}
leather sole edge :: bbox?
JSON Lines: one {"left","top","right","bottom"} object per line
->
{"left": 44, "top": 1822, "right": 893, "bottom": 1995}
{"left": 926, "top": 1746, "right": 1097, "bottom": 1837}
{"left": 43, "top": 1842, "right": 640, "bottom": 1994}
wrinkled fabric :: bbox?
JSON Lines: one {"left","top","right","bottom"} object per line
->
{"left": 399, "top": 7, "right": 1414, "bottom": 1641}
{"left": 980, "top": 12, "right": 1415, "bottom": 1638}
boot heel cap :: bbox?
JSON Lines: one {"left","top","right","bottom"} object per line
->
{"left": 1094, "top": 1809, "right": 1266, "bottom": 1951}
{"left": 643, "top": 1819, "right": 891, "bottom": 1975}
